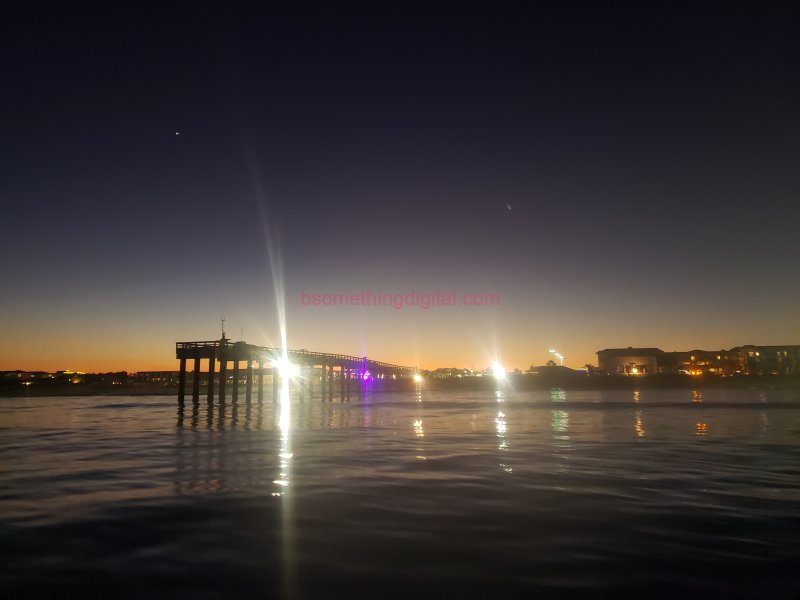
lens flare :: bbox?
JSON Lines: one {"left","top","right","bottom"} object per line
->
{"left": 270, "top": 356, "right": 298, "bottom": 380}
{"left": 492, "top": 361, "right": 506, "bottom": 380}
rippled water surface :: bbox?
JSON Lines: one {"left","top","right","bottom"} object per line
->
{"left": 2, "top": 388, "right": 799, "bottom": 598}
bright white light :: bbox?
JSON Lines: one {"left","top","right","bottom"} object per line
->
{"left": 271, "top": 356, "right": 299, "bottom": 380}
{"left": 549, "top": 348, "right": 565, "bottom": 365}
{"left": 413, "top": 373, "right": 423, "bottom": 383}
{"left": 492, "top": 361, "right": 506, "bottom": 380}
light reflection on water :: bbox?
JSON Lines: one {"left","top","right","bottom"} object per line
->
{"left": 2, "top": 388, "right": 800, "bottom": 597}
{"left": 274, "top": 378, "right": 295, "bottom": 600}
{"left": 494, "top": 389, "right": 511, "bottom": 473}
{"left": 413, "top": 389, "right": 425, "bottom": 460}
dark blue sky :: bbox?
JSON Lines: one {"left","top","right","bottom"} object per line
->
{"left": 2, "top": 2, "right": 798, "bottom": 370}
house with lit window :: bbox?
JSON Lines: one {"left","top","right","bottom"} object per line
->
{"left": 596, "top": 348, "right": 663, "bottom": 375}
{"left": 733, "top": 345, "right": 800, "bottom": 375}
{"left": 597, "top": 345, "right": 800, "bottom": 375}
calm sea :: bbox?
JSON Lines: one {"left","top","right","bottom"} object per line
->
{"left": 1, "top": 388, "right": 799, "bottom": 598}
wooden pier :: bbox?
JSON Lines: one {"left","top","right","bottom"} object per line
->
{"left": 176, "top": 337, "right": 419, "bottom": 403}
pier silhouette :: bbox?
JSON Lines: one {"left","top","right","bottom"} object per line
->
{"left": 176, "top": 337, "right": 419, "bottom": 404}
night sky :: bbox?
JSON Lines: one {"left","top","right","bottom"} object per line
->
{"left": 2, "top": 2, "right": 799, "bottom": 372}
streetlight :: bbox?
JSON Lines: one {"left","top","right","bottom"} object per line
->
{"left": 270, "top": 356, "right": 298, "bottom": 380}
{"left": 492, "top": 361, "right": 506, "bottom": 380}
{"left": 549, "top": 348, "right": 565, "bottom": 366}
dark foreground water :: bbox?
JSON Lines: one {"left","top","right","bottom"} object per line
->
{"left": 2, "top": 388, "right": 799, "bottom": 598}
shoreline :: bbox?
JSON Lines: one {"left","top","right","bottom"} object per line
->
{"left": 2, "top": 373, "right": 800, "bottom": 398}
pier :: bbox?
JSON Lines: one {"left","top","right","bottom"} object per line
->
{"left": 176, "top": 338, "right": 420, "bottom": 404}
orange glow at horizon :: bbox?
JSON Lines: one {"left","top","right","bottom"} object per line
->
{"left": 1, "top": 326, "right": 601, "bottom": 373}
{"left": 2, "top": 292, "right": 795, "bottom": 374}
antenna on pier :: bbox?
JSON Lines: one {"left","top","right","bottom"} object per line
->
{"left": 240, "top": 327, "right": 244, "bottom": 342}
{"left": 220, "top": 316, "right": 227, "bottom": 341}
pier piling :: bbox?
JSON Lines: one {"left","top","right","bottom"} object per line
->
{"left": 192, "top": 353, "right": 200, "bottom": 402}
{"left": 246, "top": 361, "right": 253, "bottom": 404}
{"left": 178, "top": 357, "right": 187, "bottom": 403}
{"left": 232, "top": 360, "right": 239, "bottom": 402}
{"left": 207, "top": 354, "right": 216, "bottom": 402}
{"left": 257, "top": 362, "right": 264, "bottom": 403}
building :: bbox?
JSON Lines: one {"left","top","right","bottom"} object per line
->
{"left": 133, "top": 371, "right": 181, "bottom": 385}
{"left": 735, "top": 345, "right": 800, "bottom": 375}
{"left": 430, "top": 368, "right": 477, "bottom": 379}
{"left": 597, "top": 345, "right": 800, "bottom": 375}
{"left": 596, "top": 348, "right": 663, "bottom": 375}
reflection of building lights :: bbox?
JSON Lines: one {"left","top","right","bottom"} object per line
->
{"left": 492, "top": 362, "right": 506, "bottom": 380}
{"left": 635, "top": 412, "right": 645, "bottom": 437}
{"left": 413, "top": 419, "right": 424, "bottom": 438}
{"left": 551, "top": 410, "right": 569, "bottom": 434}
{"left": 495, "top": 411, "right": 507, "bottom": 435}
{"left": 495, "top": 408, "right": 511, "bottom": 472}
{"left": 696, "top": 422, "right": 709, "bottom": 436}
{"left": 550, "top": 388, "right": 569, "bottom": 438}
{"left": 272, "top": 378, "right": 292, "bottom": 494}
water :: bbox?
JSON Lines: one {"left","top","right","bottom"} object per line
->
{"left": 2, "top": 388, "right": 799, "bottom": 598}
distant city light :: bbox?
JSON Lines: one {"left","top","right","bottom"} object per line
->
{"left": 413, "top": 373, "right": 423, "bottom": 383}
{"left": 492, "top": 361, "right": 506, "bottom": 380}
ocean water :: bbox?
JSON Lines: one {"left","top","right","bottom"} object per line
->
{"left": 1, "top": 388, "right": 799, "bottom": 598}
